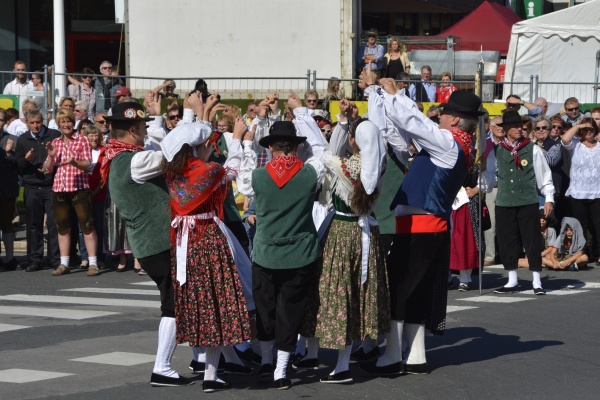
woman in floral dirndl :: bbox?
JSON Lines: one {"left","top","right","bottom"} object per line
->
{"left": 299, "top": 119, "right": 391, "bottom": 384}
{"left": 160, "top": 120, "right": 253, "bottom": 393}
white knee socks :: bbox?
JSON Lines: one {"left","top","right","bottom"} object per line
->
{"left": 532, "top": 271, "right": 542, "bottom": 289}
{"left": 376, "top": 320, "right": 404, "bottom": 367}
{"left": 204, "top": 347, "right": 223, "bottom": 382}
{"left": 459, "top": 269, "right": 472, "bottom": 283}
{"left": 192, "top": 347, "right": 206, "bottom": 363}
{"left": 274, "top": 350, "right": 291, "bottom": 380}
{"left": 295, "top": 334, "right": 307, "bottom": 355}
{"left": 153, "top": 317, "right": 179, "bottom": 377}
{"left": 302, "top": 337, "right": 319, "bottom": 360}
{"left": 332, "top": 345, "right": 352, "bottom": 375}
{"left": 221, "top": 345, "right": 243, "bottom": 366}
{"left": 506, "top": 270, "right": 518, "bottom": 287}
{"left": 404, "top": 323, "right": 426, "bottom": 365}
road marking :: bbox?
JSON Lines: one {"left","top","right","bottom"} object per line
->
{"left": 520, "top": 289, "right": 590, "bottom": 296}
{"left": 458, "top": 295, "right": 533, "bottom": 303}
{"left": 0, "top": 306, "right": 119, "bottom": 320}
{"left": 567, "top": 282, "right": 600, "bottom": 289}
{"left": 447, "top": 305, "right": 478, "bottom": 313}
{"left": 60, "top": 288, "right": 159, "bottom": 296}
{"left": 0, "top": 369, "right": 73, "bottom": 383}
{"left": 130, "top": 281, "right": 156, "bottom": 286}
{"left": 70, "top": 352, "right": 155, "bottom": 366}
{"left": 0, "top": 323, "right": 31, "bottom": 333}
{"left": 0, "top": 295, "right": 160, "bottom": 308}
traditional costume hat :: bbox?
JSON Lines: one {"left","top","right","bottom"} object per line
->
{"left": 497, "top": 110, "right": 523, "bottom": 126}
{"left": 258, "top": 121, "right": 306, "bottom": 147}
{"left": 438, "top": 91, "right": 486, "bottom": 118}
{"left": 103, "top": 102, "right": 154, "bottom": 122}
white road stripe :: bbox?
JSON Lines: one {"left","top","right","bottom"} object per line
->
{"left": 0, "top": 323, "right": 31, "bottom": 333}
{"left": 0, "top": 295, "right": 160, "bottom": 308}
{"left": 447, "top": 305, "right": 478, "bottom": 313}
{"left": 0, "top": 306, "right": 119, "bottom": 320}
{"left": 520, "top": 289, "right": 590, "bottom": 296}
{"left": 568, "top": 282, "right": 600, "bottom": 289}
{"left": 458, "top": 295, "right": 533, "bottom": 303}
{"left": 60, "top": 288, "right": 159, "bottom": 296}
{"left": 130, "top": 281, "right": 156, "bottom": 286}
{"left": 70, "top": 352, "right": 155, "bottom": 366}
{"left": 0, "top": 369, "right": 73, "bottom": 383}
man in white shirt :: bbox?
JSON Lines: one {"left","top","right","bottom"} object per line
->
{"left": 3, "top": 60, "right": 35, "bottom": 118}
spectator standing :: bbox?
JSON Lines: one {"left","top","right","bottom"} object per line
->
{"left": 67, "top": 68, "right": 96, "bottom": 119}
{"left": 94, "top": 113, "right": 110, "bottom": 142}
{"left": 323, "top": 78, "right": 342, "bottom": 113}
{"left": 6, "top": 99, "right": 38, "bottom": 137}
{"left": 483, "top": 116, "right": 505, "bottom": 266}
{"left": 152, "top": 79, "right": 179, "bottom": 100}
{"left": 94, "top": 61, "right": 122, "bottom": 114}
{"left": 43, "top": 109, "right": 99, "bottom": 277}
{"left": 0, "top": 116, "right": 19, "bottom": 271}
{"left": 3, "top": 60, "right": 34, "bottom": 118}
{"left": 562, "top": 97, "right": 584, "bottom": 125}
{"left": 356, "top": 28, "right": 385, "bottom": 77}
{"left": 409, "top": 65, "right": 436, "bottom": 102}
{"left": 14, "top": 108, "right": 61, "bottom": 271}
{"left": 383, "top": 37, "right": 410, "bottom": 79}
{"left": 436, "top": 72, "right": 458, "bottom": 103}
{"left": 561, "top": 117, "right": 600, "bottom": 263}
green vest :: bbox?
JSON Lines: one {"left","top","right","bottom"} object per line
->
{"left": 209, "top": 134, "right": 241, "bottom": 223}
{"left": 494, "top": 142, "right": 538, "bottom": 207}
{"left": 108, "top": 152, "right": 171, "bottom": 259}
{"left": 373, "top": 149, "right": 406, "bottom": 234}
{"left": 252, "top": 164, "right": 320, "bottom": 269}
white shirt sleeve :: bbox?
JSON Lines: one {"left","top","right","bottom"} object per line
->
{"left": 147, "top": 115, "right": 167, "bottom": 143}
{"left": 533, "top": 145, "right": 555, "bottom": 203}
{"left": 479, "top": 149, "right": 498, "bottom": 193}
{"left": 131, "top": 150, "right": 165, "bottom": 183}
{"left": 237, "top": 140, "right": 257, "bottom": 196}
{"left": 293, "top": 107, "right": 325, "bottom": 185}
{"left": 223, "top": 137, "right": 242, "bottom": 180}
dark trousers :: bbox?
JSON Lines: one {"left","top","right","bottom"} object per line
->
{"left": 25, "top": 186, "right": 59, "bottom": 265}
{"left": 137, "top": 250, "right": 174, "bottom": 318}
{"left": 252, "top": 262, "right": 315, "bottom": 352}
{"left": 496, "top": 203, "right": 542, "bottom": 271}
{"left": 570, "top": 197, "right": 600, "bottom": 257}
{"left": 387, "top": 231, "right": 449, "bottom": 324}
{"left": 225, "top": 220, "right": 250, "bottom": 258}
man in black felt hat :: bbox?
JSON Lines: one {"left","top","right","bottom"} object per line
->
{"left": 481, "top": 110, "right": 554, "bottom": 295}
{"left": 102, "top": 100, "right": 194, "bottom": 387}
{"left": 359, "top": 71, "right": 484, "bottom": 376}
{"left": 238, "top": 92, "right": 325, "bottom": 390}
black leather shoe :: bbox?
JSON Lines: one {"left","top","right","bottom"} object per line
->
{"left": 533, "top": 287, "right": 546, "bottom": 295}
{"left": 202, "top": 379, "right": 230, "bottom": 393}
{"left": 493, "top": 285, "right": 518, "bottom": 294}
{"left": 1, "top": 258, "right": 18, "bottom": 271}
{"left": 358, "top": 361, "right": 404, "bottom": 375}
{"left": 292, "top": 357, "right": 319, "bottom": 370}
{"left": 350, "top": 346, "right": 380, "bottom": 362}
{"left": 258, "top": 363, "right": 274, "bottom": 378}
{"left": 404, "top": 362, "right": 430, "bottom": 375}
{"left": 149, "top": 373, "right": 194, "bottom": 387}
{"left": 234, "top": 347, "right": 258, "bottom": 364}
{"left": 274, "top": 377, "right": 292, "bottom": 390}
{"left": 223, "top": 362, "right": 252, "bottom": 375}
{"left": 26, "top": 261, "right": 44, "bottom": 272}
{"left": 320, "top": 370, "right": 353, "bottom": 384}
{"left": 189, "top": 360, "right": 205, "bottom": 374}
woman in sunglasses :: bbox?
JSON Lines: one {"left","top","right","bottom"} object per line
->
{"left": 67, "top": 67, "right": 96, "bottom": 120}
{"left": 561, "top": 117, "right": 600, "bottom": 264}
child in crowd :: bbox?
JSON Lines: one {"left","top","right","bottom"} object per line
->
{"left": 547, "top": 217, "right": 589, "bottom": 271}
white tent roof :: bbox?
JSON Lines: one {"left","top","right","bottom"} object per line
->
{"left": 504, "top": 0, "right": 600, "bottom": 104}
{"left": 511, "top": 0, "right": 600, "bottom": 38}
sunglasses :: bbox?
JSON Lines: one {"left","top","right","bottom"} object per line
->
{"left": 217, "top": 124, "right": 230, "bottom": 129}
{"left": 168, "top": 115, "right": 180, "bottom": 120}
{"left": 95, "top": 120, "right": 107, "bottom": 125}
{"left": 247, "top": 109, "right": 256, "bottom": 113}
{"left": 101, "top": 66, "right": 112, "bottom": 70}
{"left": 552, "top": 125, "right": 563, "bottom": 130}
{"left": 320, "top": 128, "right": 332, "bottom": 134}
{"left": 579, "top": 128, "right": 594, "bottom": 134}
{"left": 82, "top": 76, "right": 91, "bottom": 79}
{"left": 74, "top": 109, "right": 82, "bottom": 113}
{"left": 566, "top": 107, "right": 579, "bottom": 112}
{"left": 535, "top": 126, "right": 549, "bottom": 131}
{"left": 306, "top": 99, "right": 317, "bottom": 103}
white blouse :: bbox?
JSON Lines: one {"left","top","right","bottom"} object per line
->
{"left": 563, "top": 138, "right": 600, "bottom": 199}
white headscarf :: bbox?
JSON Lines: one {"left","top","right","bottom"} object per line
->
{"left": 355, "top": 120, "right": 386, "bottom": 195}
{"left": 160, "top": 122, "right": 212, "bottom": 162}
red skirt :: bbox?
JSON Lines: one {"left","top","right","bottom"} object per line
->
{"left": 450, "top": 203, "right": 479, "bottom": 271}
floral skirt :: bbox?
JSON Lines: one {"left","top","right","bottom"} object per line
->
{"left": 300, "top": 217, "right": 391, "bottom": 349}
{"left": 172, "top": 222, "right": 250, "bottom": 347}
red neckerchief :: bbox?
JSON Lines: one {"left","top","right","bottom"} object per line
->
{"left": 100, "top": 139, "right": 144, "bottom": 185}
{"left": 501, "top": 137, "right": 531, "bottom": 168}
{"left": 450, "top": 129, "right": 473, "bottom": 170}
{"left": 266, "top": 155, "right": 304, "bottom": 188}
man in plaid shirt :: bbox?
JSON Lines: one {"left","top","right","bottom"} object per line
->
{"left": 43, "top": 109, "right": 100, "bottom": 276}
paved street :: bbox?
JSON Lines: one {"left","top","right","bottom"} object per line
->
{"left": 1, "top": 248, "right": 599, "bottom": 399}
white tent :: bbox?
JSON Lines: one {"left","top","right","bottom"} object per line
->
{"left": 504, "top": 0, "right": 600, "bottom": 104}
